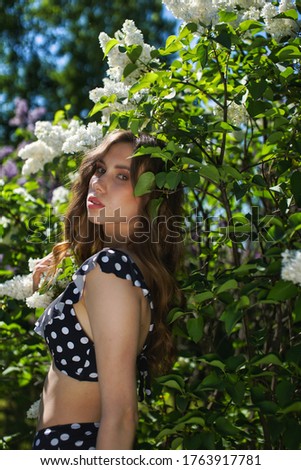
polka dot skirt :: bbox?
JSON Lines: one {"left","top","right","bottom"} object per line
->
{"left": 34, "top": 248, "right": 154, "bottom": 400}
{"left": 33, "top": 422, "right": 99, "bottom": 450}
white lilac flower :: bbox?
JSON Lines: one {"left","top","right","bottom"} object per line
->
{"left": 51, "top": 186, "right": 70, "bottom": 212}
{"left": 13, "top": 187, "right": 36, "bottom": 202}
{"left": 90, "top": 19, "right": 155, "bottom": 120}
{"left": 227, "top": 101, "right": 249, "bottom": 127}
{"left": 0, "top": 274, "right": 33, "bottom": 300}
{"left": 62, "top": 122, "right": 103, "bottom": 154}
{"left": 28, "top": 257, "right": 42, "bottom": 273}
{"left": 163, "top": 0, "right": 298, "bottom": 41}
{"left": 19, "top": 140, "right": 55, "bottom": 176}
{"left": 26, "top": 290, "right": 54, "bottom": 309}
{"left": 281, "top": 250, "right": 301, "bottom": 286}
{"left": 0, "top": 216, "right": 11, "bottom": 229}
{"left": 26, "top": 399, "right": 41, "bottom": 420}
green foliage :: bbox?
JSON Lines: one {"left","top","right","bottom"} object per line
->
{"left": 1, "top": 3, "right": 301, "bottom": 450}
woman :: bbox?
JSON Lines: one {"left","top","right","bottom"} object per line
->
{"left": 32, "top": 129, "right": 184, "bottom": 450}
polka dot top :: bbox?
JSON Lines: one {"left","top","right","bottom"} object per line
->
{"left": 34, "top": 248, "right": 154, "bottom": 401}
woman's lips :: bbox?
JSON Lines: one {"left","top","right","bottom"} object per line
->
{"left": 87, "top": 196, "right": 105, "bottom": 209}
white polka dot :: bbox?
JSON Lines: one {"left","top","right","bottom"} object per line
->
{"left": 82, "top": 264, "right": 89, "bottom": 271}
{"left": 62, "top": 327, "right": 69, "bottom": 335}
{"left": 134, "top": 280, "right": 141, "bottom": 287}
{"left": 115, "top": 263, "right": 121, "bottom": 271}
{"left": 72, "top": 274, "right": 77, "bottom": 280}
{"left": 85, "top": 431, "right": 92, "bottom": 436}
{"left": 101, "top": 256, "right": 109, "bottom": 263}
{"left": 84, "top": 360, "right": 90, "bottom": 367}
{"left": 65, "top": 299, "right": 72, "bottom": 305}
{"left": 70, "top": 308, "right": 76, "bottom": 316}
{"left": 71, "top": 423, "right": 81, "bottom": 429}
{"left": 142, "top": 288, "right": 149, "bottom": 296}
{"left": 126, "top": 274, "right": 132, "bottom": 281}
{"left": 76, "top": 368, "right": 83, "bottom": 375}
{"left": 51, "top": 331, "right": 57, "bottom": 339}
{"left": 56, "top": 345, "right": 63, "bottom": 353}
{"left": 89, "top": 446, "right": 96, "bottom": 450}
{"left": 60, "top": 433, "right": 70, "bottom": 441}
{"left": 75, "top": 440, "right": 84, "bottom": 447}
{"left": 61, "top": 370, "right": 68, "bottom": 375}
{"left": 150, "top": 301, "right": 154, "bottom": 309}
{"left": 46, "top": 309, "right": 51, "bottom": 316}
{"left": 44, "top": 428, "right": 51, "bottom": 435}
{"left": 122, "top": 255, "right": 128, "bottom": 262}
{"left": 72, "top": 355, "right": 81, "bottom": 362}
{"left": 50, "top": 438, "right": 59, "bottom": 446}
{"left": 108, "top": 249, "right": 115, "bottom": 254}
{"left": 73, "top": 288, "right": 79, "bottom": 294}
{"left": 80, "top": 337, "right": 89, "bottom": 344}
{"left": 61, "top": 359, "right": 67, "bottom": 365}
{"left": 59, "top": 314, "right": 65, "bottom": 320}
{"left": 89, "top": 372, "right": 98, "bottom": 379}
{"left": 35, "top": 438, "right": 41, "bottom": 446}
{"left": 149, "top": 323, "right": 154, "bottom": 331}
{"left": 67, "top": 341, "right": 75, "bottom": 349}
{"left": 75, "top": 323, "right": 82, "bottom": 331}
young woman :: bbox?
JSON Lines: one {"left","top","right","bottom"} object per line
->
{"left": 31, "top": 129, "right": 184, "bottom": 450}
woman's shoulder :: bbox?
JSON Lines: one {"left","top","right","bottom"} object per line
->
{"left": 76, "top": 248, "right": 150, "bottom": 295}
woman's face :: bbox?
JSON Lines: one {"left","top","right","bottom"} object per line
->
{"left": 86, "top": 141, "right": 144, "bottom": 242}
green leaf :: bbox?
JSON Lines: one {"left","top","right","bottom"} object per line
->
{"left": 253, "top": 353, "right": 283, "bottom": 367}
{"left": 147, "top": 197, "right": 163, "bottom": 220}
{"left": 166, "top": 171, "right": 181, "bottom": 189}
{"left": 123, "top": 63, "right": 138, "bottom": 79}
{"left": 199, "top": 165, "right": 220, "bottom": 183}
{"left": 179, "top": 22, "right": 198, "bottom": 40}
{"left": 277, "top": 45, "right": 301, "bottom": 61}
{"left": 267, "top": 280, "right": 298, "bottom": 301}
{"left": 187, "top": 316, "right": 204, "bottom": 343}
{"left": 195, "top": 291, "right": 214, "bottom": 303}
{"left": 126, "top": 44, "right": 143, "bottom": 63}
{"left": 215, "top": 417, "right": 240, "bottom": 436}
{"left": 104, "top": 38, "right": 119, "bottom": 57}
{"left": 239, "top": 20, "right": 263, "bottom": 32}
{"left": 290, "top": 171, "right": 301, "bottom": 208}
{"left": 216, "top": 279, "right": 238, "bottom": 294}
{"left": 293, "top": 295, "right": 301, "bottom": 323}
{"left": 134, "top": 171, "right": 155, "bottom": 196}
{"left": 156, "top": 374, "right": 185, "bottom": 393}
{"left": 279, "top": 402, "right": 301, "bottom": 414}
{"left": 275, "top": 9, "right": 298, "bottom": 21}
{"left": 130, "top": 72, "right": 158, "bottom": 95}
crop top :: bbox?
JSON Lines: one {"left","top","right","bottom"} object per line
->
{"left": 34, "top": 248, "right": 154, "bottom": 400}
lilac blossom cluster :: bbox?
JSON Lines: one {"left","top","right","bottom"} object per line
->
{"left": 163, "top": 0, "right": 299, "bottom": 41}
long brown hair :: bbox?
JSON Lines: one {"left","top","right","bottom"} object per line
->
{"left": 50, "top": 129, "right": 184, "bottom": 376}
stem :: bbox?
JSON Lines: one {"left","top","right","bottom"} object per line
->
{"left": 219, "top": 182, "right": 240, "bottom": 267}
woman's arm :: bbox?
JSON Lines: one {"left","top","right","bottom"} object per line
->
{"left": 84, "top": 265, "right": 142, "bottom": 450}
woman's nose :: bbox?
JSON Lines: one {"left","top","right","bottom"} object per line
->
{"left": 92, "top": 174, "right": 106, "bottom": 193}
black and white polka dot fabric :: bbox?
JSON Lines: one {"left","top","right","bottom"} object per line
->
{"left": 34, "top": 248, "right": 154, "bottom": 400}
{"left": 32, "top": 422, "right": 99, "bottom": 450}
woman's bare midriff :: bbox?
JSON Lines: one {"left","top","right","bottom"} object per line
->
{"left": 37, "top": 362, "right": 101, "bottom": 430}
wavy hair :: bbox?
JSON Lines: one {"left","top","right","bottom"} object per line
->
{"left": 49, "top": 129, "right": 184, "bottom": 376}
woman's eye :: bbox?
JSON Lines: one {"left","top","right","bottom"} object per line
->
{"left": 117, "top": 174, "right": 128, "bottom": 181}
{"left": 95, "top": 167, "right": 105, "bottom": 176}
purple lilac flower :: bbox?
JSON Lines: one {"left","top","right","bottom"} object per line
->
{"left": 0, "top": 146, "right": 14, "bottom": 161}
{"left": 9, "top": 98, "right": 29, "bottom": 127}
{"left": 0, "top": 160, "right": 18, "bottom": 179}
{"left": 27, "top": 107, "right": 47, "bottom": 131}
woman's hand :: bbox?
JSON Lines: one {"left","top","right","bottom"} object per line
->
{"left": 32, "top": 252, "right": 54, "bottom": 292}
